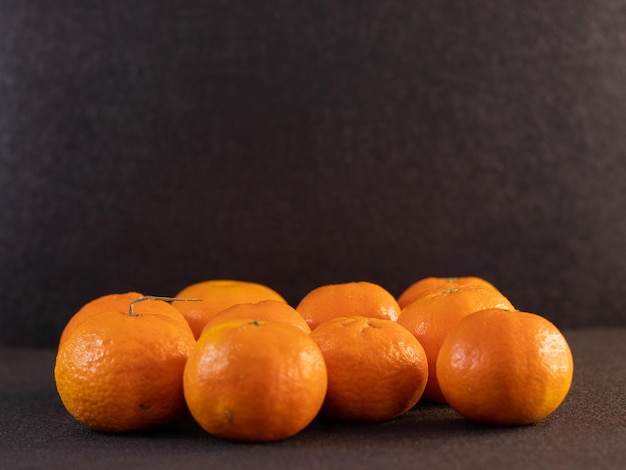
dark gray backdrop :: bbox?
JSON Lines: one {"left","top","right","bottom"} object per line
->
{"left": 2, "top": 1, "right": 625, "bottom": 347}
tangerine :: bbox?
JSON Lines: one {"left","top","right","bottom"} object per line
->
{"left": 309, "top": 316, "right": 429, "bottom": 421}
{"left": 397, "top": 276, "right": 499, "bottom": 309}
{"left": 200, "top": 299, "right": 310, "bottom": 336}
{"left": 172, "top": 279, "right": 287, "bottom": 339}
{"left": 397, "top": 285, "right": 515, "bottom": 402}
{"left": 296, "top": 281, "right": 401, "bottom": 330}
{"left": 437, "top": 308, "right": 574, "bottom": 425}
{"left": 55, "top": 306, "right": 196, "bottom": 432}
{"left": 183, "top": 319, "right": 327, "bottom": 442}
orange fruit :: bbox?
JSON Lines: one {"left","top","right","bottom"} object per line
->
{"left": 172, "top": 279, "right": 287, "bottom": 339}
{"left": 295, "top": 281, "right": 401, "bottom": 330}
{"left": 397, "top": 285, "right": 515, "bottom": 402}
{"left": 54, "top": 307, "right": 196, "bottom": 433}
{"left": 309, "top": 316, "right": 429, "bottom": 421}
{"left": 437, "top": 308, "right": 574, "bottom": 425}
{"left": 397, "top": 276, "right": 499, "bottom": 309}
{"left": 183, "top": 319, "right": 327, "bottom": 442}
{"left": 200, "top": 299, "right": 311, "bottom": 336}
{"left": 59, "top": 292, "right": 192, "bottom": 346}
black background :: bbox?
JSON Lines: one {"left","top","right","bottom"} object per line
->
{"left": 2, "top": 1, "right": 625, "bottom": 347}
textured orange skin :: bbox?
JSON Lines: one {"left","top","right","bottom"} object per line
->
{"left": 59, "top": 292, "right": 142, "bottom": 344}
{"left": 183, "top": 320, "right": 328, "bottom": 442}
{"left": 172, "top": 279, "right": 287, "bottom": 339}
{"left": 437, "top": 308, "right": 574, "bottom": 425}
{"left": 397, "top": 285, "right": 515, "bottom": 402}
{"left": 397, "top": 276, "right": 500, "bottom": 309}
{"left": 200, "top": 300, "right": 311, "bottom": 336}
{"left": 55, "top": 310, "right": 196, "bottom": 433}
{"left": 309, "top": 316, "right": 429, "bottom": 422}
{"left": 296, "top": 281, "right": 401, "bottom": 331}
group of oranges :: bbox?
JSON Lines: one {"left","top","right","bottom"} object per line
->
{"left": 54, "top": 277, "right": 574, "bottom": 442}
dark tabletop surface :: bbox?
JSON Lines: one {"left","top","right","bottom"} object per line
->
{"left": 1, "top": 327, "right": 624, "bottom": 470}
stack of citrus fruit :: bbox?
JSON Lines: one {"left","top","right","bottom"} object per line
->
{"left": 54, "top": 276, "right": 574, "bottom": 442}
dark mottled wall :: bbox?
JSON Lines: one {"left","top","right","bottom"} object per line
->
{"left": 1, "top": 1, "right": 625, "bottom": 346}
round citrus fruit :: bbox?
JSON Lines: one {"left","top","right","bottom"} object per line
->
{"left": 397, "top": 276, "right": 499, "bottom": 309}
{"left": 437, "top": 308, "right": 574, "bottom": 425}
{"left": 309, "top": 316, "right": 429, "bottom": 421}
{"left": 183, "top": 319, "right": 328, "bottom": 442}
{"left": 397, "top": 285, "right": 515, "bottom": 402}
{"left": 200, "top": 299, "right": 310, "bottom": 336}
{"left": 296, "top": 281, "right": 401, "bottom": 330}
{"left": 172, "top": 279, "right": 287, "bottom": 339}
{"left": 55, "top": 307, "right": 196, "bottom": 433}
{"left": 59, "top": 292, "right": 192, "bottom": 346}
